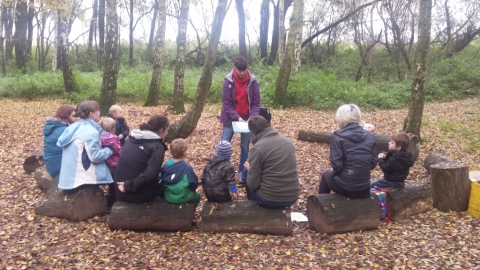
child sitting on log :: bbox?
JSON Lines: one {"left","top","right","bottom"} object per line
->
{"left": 161, "top": 138, "right": 201, "bottom": 205}
{"left": 100, "top": 117, "right": 122, "bottom": 206}
{"left": 371, "top": 132, "right": 415, "bottom": 188}
{"left": 201, "top": 140, "right": 238, "bottom": 202}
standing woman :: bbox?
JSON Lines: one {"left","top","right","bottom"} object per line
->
{"left": 43, "top": 105, "right": 77, "bottom": 178}
{"left": 115, "top": 115, "right": 169, "bottom": 204}
{"left": 219, "top": 56, "right": 261, "bottom": 183}
{"left": 57, "top": 100, "right": 113, "bottom": 190}
{"left": 318, "top": 104, "right": 378, "bottom": 199}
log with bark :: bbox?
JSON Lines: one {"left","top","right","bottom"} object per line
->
{"left": 35, "top": 182, "right": 107, "bottom": 221}
{"left": 423, "top": 153, "right": 460, "bottom": 174}
{"left": 201, "top": 200, "right": 293, "bottom": 235}
{"left": 23, "top": 149, "right": 44, "bottom": 173}
{"left": 109, "top": 197, "right": 196, "bottom": 231}
{"left": 431, "top": 163, "right": 471, "bottom": 212}
{"left": 297, "top": 130, "right": 420, "bottom": 160}
{"left": 385, "top": 182, "right": 432, "bottom": 221}
{"left": 33, "top": 166, "right": 54, "bottom": 191}
{"left": 306, "top": 194, "right": 380, "bottom": 234}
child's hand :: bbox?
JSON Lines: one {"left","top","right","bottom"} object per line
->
{"left": 117, "top": 182, "right": 125, "bottom": 193}
{"left": 231, "top": 192, "right": 238, "bottom": 201}
{"left": 244, "top": 161, "right": 250, "bottom": 171}
{"left": 117, "top": 135, "right": 123, "bottom": 140}
{"left": 378, "top": 153, "right": 386, "bottom": 159}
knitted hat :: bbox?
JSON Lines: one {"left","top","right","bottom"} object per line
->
{"left": 216, "top": 140, "right": 232, "bottom": 156}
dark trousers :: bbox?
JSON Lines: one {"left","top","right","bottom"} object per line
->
{"left": 246, "top": 185, "right": 296, "bottom": 209}
{"left": 318, "top": 170, "right": 370, "bottom": 199}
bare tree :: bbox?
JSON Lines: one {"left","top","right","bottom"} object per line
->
{"left": 88, "top": 0, "right": 98, "bottom": 57}
{"left": 172, "top": 0, "right": 190, "bottom": 114}
{"left": 26, "top": 0, "right": 34, "bottom": 57}
{"left": 98, "top": 0, "right": 105, "bottom": 68}
{"left": 166, "top": 0, "right": 228, "bottom": 142}
{"left": 268, "top": 0, "right": 292, "bottom": 66}
{"left": 3, "top": 2, "right": 13, "bottom": 62}
{"left": 278, "top": 0, "right": 285, "bottom": 65}
{"left": 259, "top": 0, "right": 269, "bottom": 63}
{"left": 0, "top": 0, "right": 6, "bottom": 76}
{"left": 146, "top": 0, "right": 158, "bottom": 59}
{"left": 274, "top": 0, "right": 303, "bottom": 108}
{"left": 235, "top": 0, "right": 246, "bottom": 57}
{"left": 58, "top": 0, "right": 77, "bottom": 92}
{"left": 14, "top": 0, "right": 28, "bottom": 73}
{"left": 403, "top": 0, "right": 432, "bottom": 137}
{"left": 144, "top": 0, "right": 166, "bottom": 107}
{"left": 100, "top": 0, "right": 119, "bottom": 115}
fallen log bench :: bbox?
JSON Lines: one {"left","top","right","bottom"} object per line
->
{"left": 201, "top": 200, "right": 293, "bottom": 235}
{"left": 297, "top": 130, "right": 420, "bottom": 160}
{"left": 306, "top": 182, "right": 432, "bottom": 234}
{"left": 109, "top": 198, "right": 196, "bottom": 231}
{"left": 423, "top": 154, "right": 471, "bottom": 212}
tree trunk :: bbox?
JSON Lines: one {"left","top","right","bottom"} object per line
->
{"left": 431, "top": 163, "right": 471, "bottom": 212}
{"left": 307, "top": 194, "right": 380, "bottom": 234}
{"left": 0, "top": 3, "right": 6, "bottom": 76}
{"left": 403, "top": 0, "right": 432, "bottom": 137}
{"left": 423, "top": 154, "right": 459, "bottom": 174}
{"left": 201, "top": 201, "right": 293, "bottom": 235}
{"left": 293, "top": 14, "right": 302, "bottom": 73}
{"left": 14, "top": 0, "right": 28, "bottom": 73}
{"left": 98, "top": 0, "right": 105, "bottom": 68}
{"left": 259, "top": 0, "right": 269, "bottom": 64}
{"left": 273, "top": 0, "right": 303, "bottom": 108}
{"left": 99, "top": 0, "right": 119, "bottom": 115}
{"left": 146, "top": 0, "right": 158, "bottom": 60}
{"left": 26, "top": 0, "right": 34, "bottom": 57}
{"left": 297, "top": 130, "right": 420, "bottom": 160}
{"left": 58, "top": 6, "right": 77, "bottom": 93}
{"left": 165, "top": 0, "right": 227, "bottom": 142}
{"left": 88, "top": 0, "right": 98, "bottom": 57}
{"left": 52, "top": 16, "right": 57, "bottom": 71}
{"left": 144, "top": 0, "right": 166, "bottom": 107}
{"left": 235, "top": 0, "right": 246, "bottom": 58}
{"left": 278, "top": 0, "right": 285, "bottom": 65}
{"left": 3, "top": 3, "right": 13, "bottom": 62}
{"left": 172, "top": 0, "right": 189, "bottom": 114}
{"left": 268, "top": 0, "right": 291, "bottom": 66}
{"left": 128, "top": 0, "right": 134, "bottom": 66}
{"left": 109, "top": 198, "right": 196, "bottom": 231}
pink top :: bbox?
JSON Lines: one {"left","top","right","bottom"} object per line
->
{"left": 100, "top": 131, "right": 122, "bottom": 168}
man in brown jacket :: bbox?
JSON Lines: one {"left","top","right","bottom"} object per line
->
{"left": 244, "top": 115, "right": 300, "bottom": 208}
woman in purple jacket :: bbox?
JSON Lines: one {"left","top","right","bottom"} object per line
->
{"left": 219, "top": 56, "right": 261, "bottom": 184}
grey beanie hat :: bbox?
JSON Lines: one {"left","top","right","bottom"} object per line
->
{"left": 216, "top": 140, "right": 232, "bottom": 156}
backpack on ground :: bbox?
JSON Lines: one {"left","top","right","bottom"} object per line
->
{"left": 259, "top": 107, "right": 271, "bottom": 124}
{"left": 370, "top": 186, "right": 391, "bottom": 222}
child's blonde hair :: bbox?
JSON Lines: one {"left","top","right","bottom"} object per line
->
{"left": 170, "top": 138, "right": 188, "bottom": 159}
{"left": 100, "top": 117, "right": 116, "bottom": 133}
{"left": 109, "top": 105, "right": 122, "bottom": 116}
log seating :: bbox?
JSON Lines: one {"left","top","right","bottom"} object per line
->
{"left": 306, "top": 182, "right": 432, "bottom": 234}
{"left": 201, "top": 201, "right": 293, "bottom": 235}
{"left": 109, "top": 198, "right": 197, "bottom": 231}
{"left": 424, "top": 154, "right": 471, "bottom": 212}
{"left": 33, "top": 166, "right": 107, "bottom": 221}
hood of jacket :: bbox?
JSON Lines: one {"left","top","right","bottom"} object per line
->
{"left": 130, "top": 129, "right": 161, "bottom": 140}
{"left": 57, "top": 119, "right": 101, "bottom": 147}
{"left": 334, "top": 123, "right": 369, "bottom": 143}
{"left": 43, "top": 117, "right": 69, "bottom": 136}
{"left": 225, "top": 68, "right": 257, "bottom": 84}
{"left": 394, "top": 150, "right": 415, "bottom": 167}
{"left": 162, "top": 160, "right": 191, "bottom": 185}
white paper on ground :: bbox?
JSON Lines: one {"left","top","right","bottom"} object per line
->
{"left": 291, "top": 212, "right": 308, "bottom": 222}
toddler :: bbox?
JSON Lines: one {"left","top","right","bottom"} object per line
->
{"left": 108, "top": 105, "right": 130, "bottom": 146}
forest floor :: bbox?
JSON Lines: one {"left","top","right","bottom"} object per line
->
{"left": 1, "top": 98, "right": 480, "bottom": 269}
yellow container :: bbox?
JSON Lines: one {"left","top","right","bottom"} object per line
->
{"left": 468, "top": 171, "right": 480, "bottom": 218}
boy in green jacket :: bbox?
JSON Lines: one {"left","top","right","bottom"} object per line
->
{"left": 161, "top": 138, "right": 201, "bottom": 205}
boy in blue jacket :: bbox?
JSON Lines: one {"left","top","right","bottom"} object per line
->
{"left": 161, "top": 138, "right": 201, "bottom": 204}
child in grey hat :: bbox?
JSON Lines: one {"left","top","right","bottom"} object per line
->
{"left": 200, "top": 140, "right": 238, "bottom": 202}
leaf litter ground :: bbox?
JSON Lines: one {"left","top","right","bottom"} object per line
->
{"left": 0, "top": 98, "right": 479, "bottom": 269}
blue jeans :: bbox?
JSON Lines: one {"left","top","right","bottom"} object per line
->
{"left": 221, "top": 118, "right": 252, "bottom": 177}
{"left": 370, "top": 179, "right": 405, "bottom": 188}
{"left": 246, "top": 185, "right": 296, "bottom": 209}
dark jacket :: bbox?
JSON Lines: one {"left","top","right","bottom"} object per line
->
{"left": 219, "top": 69, "right": 261, "bottom": 126}
{"left": 43, "top": 117, "right": 69, "bottom": 178}
{"left": 114, "top": 130, "right": 167, "bottom": 204}
{"left": 201, "top": 156, "right": 236, "bottom": 202}
{"left": 330, "top": 123, "right": 377, "bottom": 192}
{"left": 247, "top": 127, "right": 300, "bottom": 202}
{"left": 107, "top": 114, "right": 130, "bottom": 146}
{"left": 379, "top": 150, "right": 415, "bottom": 182}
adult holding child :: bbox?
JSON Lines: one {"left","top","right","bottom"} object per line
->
{"left": 43, "top": 105, "right": 77, "bottom": 178}
{"left": 243, "top": 115, "right": 300, "bottom": 209}
{"left": 220, "top": 56, "right": 261, "bottom": 184}
{"left": 57, "top": 100, "right": 113, "bottom": 190}
{"left": 114, "top": 115, "right": 169, "bottom": 204}
{"left": 318, "top": 104, "right": 378, "bottom": 199}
